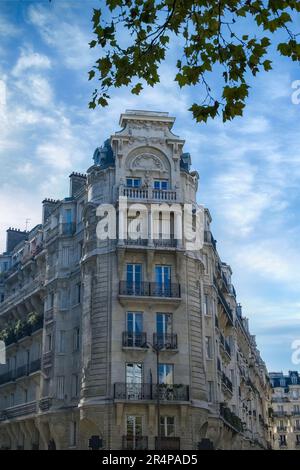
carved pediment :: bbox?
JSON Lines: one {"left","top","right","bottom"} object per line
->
{"left": 131, "top": 153, "right": 165, "bottom": 172}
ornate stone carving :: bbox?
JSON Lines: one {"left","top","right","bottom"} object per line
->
{"left": 132, "top": 153, "right": 164, "bottom": 171}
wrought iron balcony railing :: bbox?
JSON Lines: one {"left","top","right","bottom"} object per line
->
{"left": 217, "top": 289, "right": 233, "bottom": 325}
{"left": 0, "top": 401, "right": 37, "bottom": 421}
{"left": 222, "top": 372, "right": 233, "bottom": 393}
{"left": 119, "top": 281, "right": 181, "bottom": 298}
{"left": 0, "top": 359, "right": 41, "bottom": 385}
{"left": 153, "top": 333, "right": 178, "bottom": 350}
{"left": 155, "top": 437, "right": 180, "bottom": 450}
{"left": 0, "top": 370, "right": 16, "bottom": 386}
{"left": 114, "top": 383, "right": 189, "bottom": 401}
{"left": 277, "top": 426, "right": 287, "bottom": 432}
{"left": 220, "top": 333, "right": 231, "bottom": 357}
{"left": 122, "top": 332, "right": 147, "bottom": 348}
{"left": 122, "top": 436, "right": 148, "bottom": 450}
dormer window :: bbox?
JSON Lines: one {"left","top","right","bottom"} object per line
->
{"left": 126, "top": 178, "right": 141, "bottom": 188}
{"left": 280, "top": 379, "right": 285, "bottom": 387}
{"left": 292, "top": 375, "right": 298, "bottom": 385}
{"left": 154, "top": 179, "right": 168, "bottom": 190}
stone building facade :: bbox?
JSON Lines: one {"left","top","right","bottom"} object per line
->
{"left": 270, "top": 371, "right": 300, "bottom": 450}
{"left": 0, "top": 110, "right": 272, "bottom": 450}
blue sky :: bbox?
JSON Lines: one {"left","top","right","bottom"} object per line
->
{"left": 0, "top": 0, "right": 300, "bottom": 373}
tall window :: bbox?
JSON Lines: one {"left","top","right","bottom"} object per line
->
{"left": 155, "top": 266, "right": 171, "bottom": 295}
{"left": 205, "top": 336, "right": 212, "bottom": 359}
{"left": 48, "top": 292, "right": 54, "bottom": 309}
{"left": 75, "top": 283, "right": 81, "bottom": 304}
{"left": 72, "top": 374, "right": 79, "bottom": 398}
{"left": 126, "top": 264, "right": 142, "bottom": 294}
{"left": 70, "top": 421, "right": 77, "bottom": 447}
{"left": 160, "top": 416, "right": 175, "bottom": 437}
{"left": 46, "top": 334, "right": 52, "bottom": 352}
{"left": 57, "top": 376, "right": 65, "bottom": 399}
{"left": 203, "top": 294, "right": 209, "bottom": 315}
{"left": 73, "top": 327, "right": 80, "bottom": 351}
{"left": 158, "top": 364, "right": 173, "bottom": 385}
{"left": 127, "top": 312, "right": 143, "bottom": 347}
{"left": 60, "top": 289, "right": 69, "bottom": 309}
{"left": 126, "top": 416, "right": 143, "bottom": 449}
{"left": 58, "top": 331, "right": 66, "bottom": 353}
{"left": 126, "top": 363, "right": 143, "bottom": 399}
{"left": 65, "top": 208, "right": 72, "bottom": 224}
{"left": 156, "top": 313, "right": 172, "bottom": 347}
{"left": 207, "top": 381, "right": 214, "bottom": 403}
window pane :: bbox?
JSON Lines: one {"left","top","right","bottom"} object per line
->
{"left": 159, "top": 364, "right": 173, "bottom": 384}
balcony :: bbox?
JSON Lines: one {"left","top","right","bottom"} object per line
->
{"left": 294, "top": 426, "right": 300, "bottom": 432}
{"left": 122, "top": 436, "right": 148, "bottom": 450}
{"left": 123, "top": 236, "right": 177, "bottom": 248}
{"left": 279, "top": 441, "right": 287, "bottom": 448}
{"left": 222, "top": 372, "right": 233, "bottom": 394}
{"left": 122, "top": 332, "right": 147, "bottom": 348}
{"left": 277, "top": 426, "right": 287, "bottom": 432}
{"left": 220, "top": 404, "right": 243, "bottom": 433}
{"left": 119, "top": 282, "right": 181, "bottom": 299}
{"left": 220, "top": 333, "right": 231, "bottom": 358}
{"left": 0, "top": 370, "right": 16, "bottom": 386}
{"left": 0, "top": 359, "right": 41, "bottom": 385}
{"left": 153, "top": 333, "right": 178, "bottom": 350}
{"left": 0, "top": 401, "right": 37, "bottom": 421}
{"left": 217, "top": 289, "right": 233, "bottom": 325}
{"left": 114, "top": 383, "right": 189, "bottom": 401}
{"left": 292, "top": 410, "right": 300, "bottom": 416}
{"left": 39, "top": 397, "right": 53, "bottom": 411}
{"left": 155, "top": 437, "right": 180, "bottom": 450}
{"left": 121, "top": 187, "right": 177, "bottom": 202}
{"left": 273, "top": 411, "right": 289, "bottom": 417}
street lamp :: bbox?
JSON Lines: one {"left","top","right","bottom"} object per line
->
{"left": 143, "top": 339, "right": 164, "bottom": 450}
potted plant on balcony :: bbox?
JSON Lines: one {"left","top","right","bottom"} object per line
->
{"left": 14, "top": 319, "right": 28, "bottom": 341}
{"left": 0, "top": 326, "right": 16, "bottom": 346}
{"left": 27, "top": 312, "right": 43, "bottom": 333}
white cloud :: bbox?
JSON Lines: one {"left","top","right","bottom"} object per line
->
{"left": 0, "top": 16, "right": 20, "bottom": 37}
{"left": 12, "top": 48, "right": 51, "bottom": 77}
{"left": 15, "top": 74, "right": 54, "bottom": 108}
{"left": 27, "top": 4, "right": 94, "bottom": 70}
{"left": 233, "top": 241, "right": 300, "bottom": 287}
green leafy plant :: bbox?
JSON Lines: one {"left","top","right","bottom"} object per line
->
{"left": 89, "top": 1, "right": 300, "bottom": 122}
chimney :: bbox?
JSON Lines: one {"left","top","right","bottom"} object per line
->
{"left": 69, "top": 172, "right": 86, "bottom": 197}
{"left": 42, "top": 198, "right": 60, "bottom": 223}
{"left": 6, "top": 228, "right": 28, "bottom": 253}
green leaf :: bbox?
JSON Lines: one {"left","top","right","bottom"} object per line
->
{"left": 131, "top": 82, "right": 143, "bottom": 94}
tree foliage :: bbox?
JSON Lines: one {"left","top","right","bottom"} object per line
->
{"left": 88, "top": 0, "right": 300, "bottom": 123}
